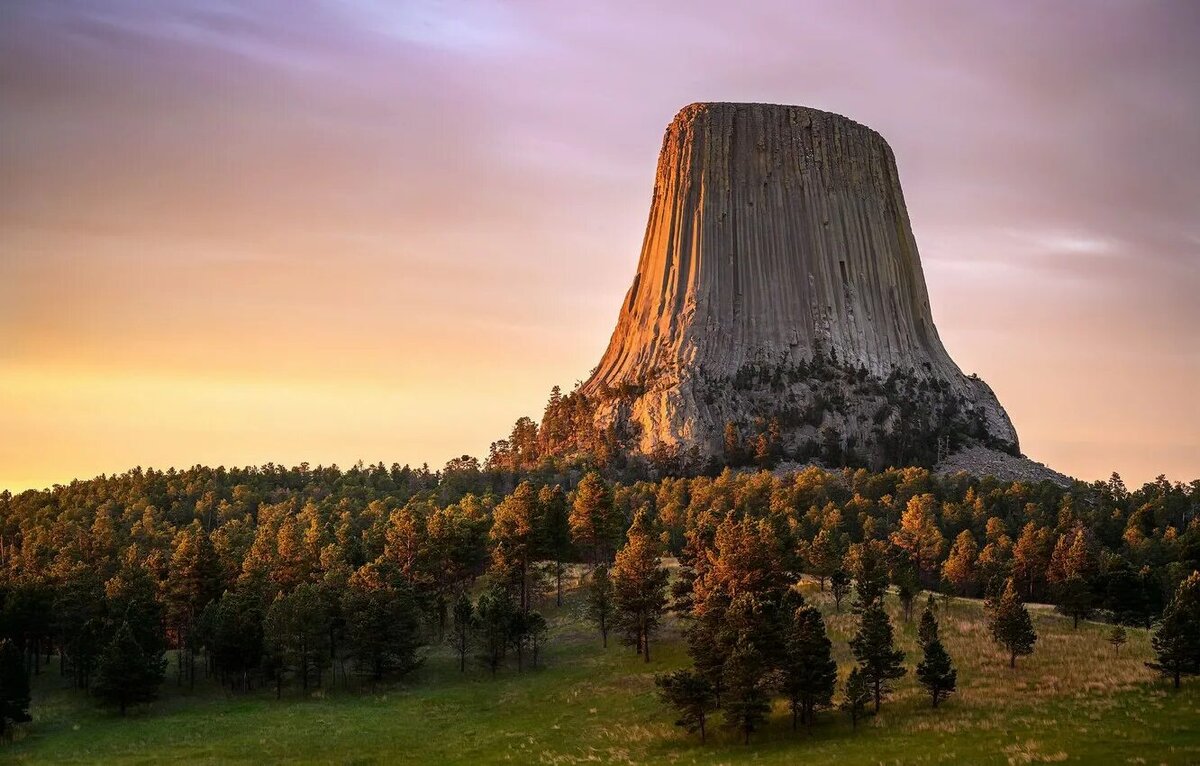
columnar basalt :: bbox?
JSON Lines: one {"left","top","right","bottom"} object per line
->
{"left": 580, "top": 102, "right": 1017, "bottom": 465}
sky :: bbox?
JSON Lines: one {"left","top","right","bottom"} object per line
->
{"left": 2, "top": 1, "right": 1198, "bottom": 492}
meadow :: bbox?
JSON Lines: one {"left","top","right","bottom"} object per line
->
{"left": 5, "top": 577, "right": 1198, "bottom": 765}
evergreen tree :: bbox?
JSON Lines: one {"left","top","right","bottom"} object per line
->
{"left": 780, "top": 605, "right": 837, "bottom": 729}
{"left": 841, "top": 667, "right": 870, "bottom": 729}
{"left": 849, "top": 601, "right": 906, "bottom": 712}
{"left": 585, "top": 564, "right": 615, "bottom": 648}
{"left": 830, "top": 568, "right": 851, "bottom": 613}
{"left": 526, "top": 611, "right": 548, "bottom": 668}
{"left": 342, "top": 578, "right": 423, "bottom": 682}
{"left": 0, "top": 638, "right": 31, "bottom": 738}
{"left": 536, "top": 484, "right": 572, "bottom": 606}
{"left": 847, "top": 540, "right": 889, "bottom": 612}
{"left": 93, "top": 621, "right": 166, "bottom": 716}
{"left": 490, "top": 482, "right": 539, "bottom": 613}
{"left": 655, "top": 669, "right": 716, "bottom": 743}
{"left": 611, "top": 511, "right": 669, "bottom": 662}
{"left": 917, "top": 599, "right": 939, "bottom": 649}
{"left": 263, "top": 584, "right": 329, "bottom": 696}
{"left": 1146, "top": 571, "right": 1200, "bottom": 689}
{"left": 915, "top": 609, "right": 956, "bottom": 708}
{"left": 202, "top": 588, "right": 264, "bottom": 692}
{"left": 570, "top": 472, "right": 619, "bottom": 566}
{"left": 1107, "top": 625, "right": 1127, "bottom": 657}
{"left": 450, "top": 592, "right": 473, "bottom": 672}
{"left": 473, "top": 584, "right": 515, "bottom": 675}
{"left": 721, "top": 638, "right": 771, "bottom": 745}
{"left": 989, "top": 578, "right": 1037, "bottom": 669}
{"left": 942, "top": 530, "right": 979, "bottom": 596}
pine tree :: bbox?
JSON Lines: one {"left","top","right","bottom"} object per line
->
{"left": 1107, "top": 625, "right": 1127, "bottom": 657}
{"left": 450, "top": 593, "right": 473, "bottom": 672}
{"left": 611, "top": 511, "right": 669, "bottom": 662}
{"left": 830, "top": 568, "right": 851, "bottom": 613}
{"left": 917, "top": 599, "right": 939, "bottom": 649}
{"left": 847, "top": 540, "right": 889, "bottom": 612}
{"left": 93, "top": 621, "right": 166, "bottom": 715}
{"left": 890, "top": 494, "right": 945, "bottom": 586}
{"left": 536, "top": 484, "right": 572, "bottom": 606}
{"left": 849, "top": 601, "right": 906, "bottom": 712}
{"left": 0, "top": 638, "right": 32, "bottom": 738}
{"left": 473, "top": 584, "right": 515, "bottom": 675}
{"left": 721, "top": 638, "right": 771, "bottom": 745}
{"left": 1146, "top": 570, "right": 1200, "bottom": 689}
{"left": 342, "top": 578, "right": 423, "bottom": 682}
{"left": 655, "top": 669, "right": 716, "bottom": 743}
{"left": 570, "top": 472, "right": 619, "bottom": 566}
{"left": 916, "top": 609, "right": 955, "bottom": 710}
{"left": 490, "top": 482, "right": 539, "bottom": 613}
{"left": 841, "top": 667, "right": 870, "bottom": 729}
{"left": 585, "top": 564, "right": 615, "bottom": 648}
{"left": 780, "top": 605, "right": 837, "bottom": 729}
{"left": 989, "top": 578, "right": 1037, "bottom": 668}
{"left": 942, "top": 530, "right": 979, "bottom": 596}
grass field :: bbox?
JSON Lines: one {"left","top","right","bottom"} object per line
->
{"left": 5, "top": 576, "right": 1199, "bottom": 765}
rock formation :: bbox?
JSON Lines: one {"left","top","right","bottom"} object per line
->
{"left": 579, "top": 103, "right": 1018, "bottom": 467}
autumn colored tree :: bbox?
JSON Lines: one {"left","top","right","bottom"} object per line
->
{"left": 611, "top": 511, "right": 669, "bottom": 662}
{"left": 846, "top": 539, "right": 889, "bottom": 612}
{"left": 890, "top": 494, "right": 945, "bottom": 586}
{"left": 570, "top": 472, "right": 620, "bottom": 566}
{"left": 989, "top": 578, "right": 1037, "bottom": 668}
{"left": 942, "top": 530, "right": 979, "bottom": 596}
{"left": 490, "top": 481, "right": 539, "bottom": 613}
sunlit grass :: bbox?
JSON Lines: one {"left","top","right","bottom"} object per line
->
{"left": 5, "top": 573, "right": 1198, "bottom": 765}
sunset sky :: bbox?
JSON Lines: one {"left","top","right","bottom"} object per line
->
{"left": 2, "top": 1, "right": 1197, "bottom": 492}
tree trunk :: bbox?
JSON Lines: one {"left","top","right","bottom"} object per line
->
{"left": 556, "top": 561, "right": 563, "bottom": 607}
{"left": 874, "top": 679, "right": 882, "bottom": 712}
{"left": 1010, "top": 651, "right": 1016, "bottom": 669}
{"left": 699, "top": 717, "right": 705, "bottom": 743}
{"left": 643, "top": 632, "right": 650, "bottom": 663}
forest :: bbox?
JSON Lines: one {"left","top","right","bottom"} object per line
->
{"left": 2, "top": 456, "right": 1199, "bottom": 746}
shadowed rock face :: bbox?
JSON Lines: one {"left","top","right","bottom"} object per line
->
{"left": 582, "top": 102, "right": 1018, "bottom": 462}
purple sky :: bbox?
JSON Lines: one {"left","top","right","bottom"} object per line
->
{"left": 2, "top": 1, "right": 1198, "bottom": 490}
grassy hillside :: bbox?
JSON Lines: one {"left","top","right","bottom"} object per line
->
{"left": 5, "top": 577, "right": 1198, "bottom": 765}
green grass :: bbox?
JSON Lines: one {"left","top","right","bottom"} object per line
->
{"left": 5, "top": 579, "right": 1199, "bottom": 765}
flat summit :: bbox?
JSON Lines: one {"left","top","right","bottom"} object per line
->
{"left": 581, "top": 102, "right": 1018, "bottom": 466}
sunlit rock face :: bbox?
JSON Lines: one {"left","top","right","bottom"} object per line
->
{"left": 581, "top": 102, "right": 1018, "bottom": 464}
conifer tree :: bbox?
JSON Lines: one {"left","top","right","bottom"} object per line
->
{"left": 473, "top": 584, "right": 515, "bottom": 675}
{"left": 849, "top": 601, "right": 906, "bottom": 712}
{"left": 841, "top": 667, "right": 870, "bottom": 729}
{"left": 536, "top": 484, "right": 572, "bottom": 606}
{"left": 342, "top": 578, "right": 423, "bottom": 682}
{"left": 585, "top": 564, "right": 615, "bottom": 648}
{"left": 915, "top": 607, "right": 956, "bottom": 706}
{"left": 0, "top": 638, "right": 31, "bottom": 738}
{"left": 830, "top": 567, "right": 851, "bottom": 613}
{"left": 93, "top": 621, "right": 166, "bottom": 716}
{"left": 917, "top": 599, "right": 939, "bottom": 649}
{"left": 1107, "top": 625, "right": 1127, "bottom": 657}
{"left": 721, "top": 638, "right": 771, "bottom": 745}
{"left": 846, "top": 540, "right": 889, "bottom": 612}
{"left": 490, "top": 482, "right": 539, "bottom": 613}
{"left": 611, "top": 511, "right": 669, "bottom": 662}
{"left": 916, "top": 637, "right": 957, "bottom": 707}
{"left": 655, "top": 669, "right": 716, "bottom": 743}
{"left": 942, "top": 530, "right": 979, "bottom": 596}
{"left": 780, "top": 605, "right": 837, "bottom": 729}
{"left": 989, "top": 578, "right": 1037, "bottom": 668}
{"left": 450, "top": 593, "right": 473, "bottom": 672}
{"left": 1146, "top": 570, "right": 1200, "bottom": 689}
{"left": 570, "top": 472, "right": 619, "bottom": 566}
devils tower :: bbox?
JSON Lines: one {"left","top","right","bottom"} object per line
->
{"left": 577, "top": 102, "right": 1018, "bottom": 468}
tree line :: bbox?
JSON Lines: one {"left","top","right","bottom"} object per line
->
{"left": 1, "top": 461, "right": 1198, "bottom": 736}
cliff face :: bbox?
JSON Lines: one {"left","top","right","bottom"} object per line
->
{"left": 581, "top": 103, "right": 1017, "bottom": 464}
